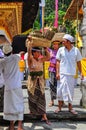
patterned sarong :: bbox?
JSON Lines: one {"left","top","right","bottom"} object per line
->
{"left": 28, "top": 78, "right": 46, "bottom": 115}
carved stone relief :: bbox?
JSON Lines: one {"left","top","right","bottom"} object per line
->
{"left": 0, "top": 2, "right": 23, "bottom": 41}
{"left": 80, "top": 0, "right": 86, "bottom": 57}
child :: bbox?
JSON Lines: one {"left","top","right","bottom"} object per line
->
{"left": 0, "top": 44, "right": 24, "bottom": 130}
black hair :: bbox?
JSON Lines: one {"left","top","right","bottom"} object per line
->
{"left": 32, "top": 47, "right": 41, "bottom": 54}
{"left": 32, "top": 47, "right": 41, "bottom": 50}
{"left": 4, "top": 52, "right": 12, "bottom": 56}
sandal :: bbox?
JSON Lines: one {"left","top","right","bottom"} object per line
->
{"left": 69, "top": 109, "right": 78, "bottom": 115}
{"left": 54, "top": 108, "right": 61, "bottom": 113}
{"left": 45, "top": 120, "right": 51, "bottom": 125}
{"left": 41, "top": 119, "right": 51, "bottom": 125}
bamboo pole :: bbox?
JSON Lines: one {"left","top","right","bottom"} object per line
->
{"left": 42, "top": 6, "right": 45, "bottom": 34}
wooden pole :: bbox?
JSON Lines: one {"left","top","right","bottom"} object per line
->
{"left": 39, "top": 0, "right": 45, "bottom": 34}
{"left": 42, "top": 6, "right": 45, "bottom": 34}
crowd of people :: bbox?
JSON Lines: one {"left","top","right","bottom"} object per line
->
{"left": 0, "top": 33, "right": 84, "bottom": 130}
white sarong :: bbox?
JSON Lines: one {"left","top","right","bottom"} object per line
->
{"left": 57, "top": 74, "right": 75, "bottom": 103}
{"left": 4, "top": 87, "right": 24, "bottom": 121}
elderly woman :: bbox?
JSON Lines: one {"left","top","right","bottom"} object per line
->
{"left": 27, "top": 37, "right": 50, "bottom": 124}
{"left": 48, "top": 40, "right": 60, "bottom": 107}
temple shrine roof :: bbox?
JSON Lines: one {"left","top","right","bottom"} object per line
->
{"left": 64, "top": 0, "right": 84, "bottom": 20}
{"left": 0, "top": 0, "right": 40, "bottom": 43}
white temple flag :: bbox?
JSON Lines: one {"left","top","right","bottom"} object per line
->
{"left": 39, "top": 0, "right": 45, "bottom": 7}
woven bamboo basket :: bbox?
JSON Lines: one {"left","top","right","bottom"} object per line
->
{"left": 51, "top": 33, "right": 65, "bottom": 43}
{"left": 26, "top": 36, "right": 51, "bottom": 48}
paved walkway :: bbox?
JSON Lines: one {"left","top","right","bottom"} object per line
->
{"left": 24, "top": 85, "right": 84, "bottom": 112}
{"left": 0, "top": 82, "right": 86, "bottom": 129}
{"left": 23, "top": 85, "right": 86, "bottom": 121}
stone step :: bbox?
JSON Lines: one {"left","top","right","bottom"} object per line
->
{"left": 0, "top": 111, "right": 86, "bottom": 126}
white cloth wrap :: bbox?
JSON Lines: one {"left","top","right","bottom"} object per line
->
{"left": 4, "top": 87, "right": 24, "bottom": 121}
{"left": 57, "top": 74, "right": 75, "bottom": 103}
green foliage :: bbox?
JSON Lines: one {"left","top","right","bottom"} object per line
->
{"left": 45, "top": 0, "right": 54, "bottom": 16}
{"left": 45, "top": 11, "right": 55, "bottom": 27}
{"left": 64, "top": 20, "right": 76, "bottom": 36}
{"left": 58, "top": 0, "right": 72, "bottom": 11}
{"left": 58, "top": 10, "right": 65, "bottom": 25}
{"left": 33, "top": 20, "right": 40, "bottom": 30}
{"left": 33, "top": 0, "right": 76, "bottom": 35}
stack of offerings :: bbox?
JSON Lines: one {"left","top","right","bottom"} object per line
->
{"left": 26, "top": 36, "right": 51, "bottom": 48}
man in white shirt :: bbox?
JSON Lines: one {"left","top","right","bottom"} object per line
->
{"left": 55, "top": 34, "right": 83, "bottom": 115}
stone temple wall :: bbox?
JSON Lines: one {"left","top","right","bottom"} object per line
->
{"left": 80, "top": 0, "right": 86, "bottom": 57}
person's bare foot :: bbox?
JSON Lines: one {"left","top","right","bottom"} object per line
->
{"left": 9, "top": 125, "right": 14, "bottom": 130}
{"left": 54, "top": 108, "right": 61, "bottom": 113}
{"left": 41, "top": 119, "right": 51, "bottom": 125}
{"left": 9, "top": 121, "right": 14, "bottom": 130}
{"left": 17, "top": 121, "right": 23, "bottom": 130}
{"left": 69, "top": 109, "right": 78, "bottom": 115}
{"left": 48, "top": 102, "right": 54, "bottom": 107}
{"left": 17, "top": 128, "right": 23, "bottom": 130}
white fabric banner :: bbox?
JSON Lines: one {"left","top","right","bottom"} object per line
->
{"left": 0, "top": 70, "right": 4, "bottom": 88}
{"left": 39, "top": 0, "right": 45, "bottom": 7}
